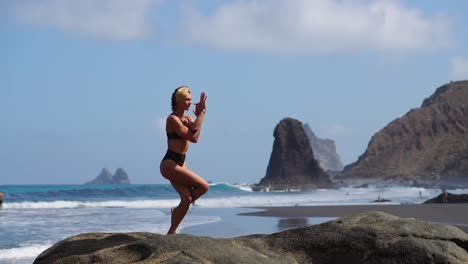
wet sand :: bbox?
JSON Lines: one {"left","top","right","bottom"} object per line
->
{"left": 241, "top": 204, "right": 468, "bottom": 232}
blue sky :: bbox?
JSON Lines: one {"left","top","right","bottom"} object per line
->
{"left": 2, "top": 0, "right": 468, "bottom": 185}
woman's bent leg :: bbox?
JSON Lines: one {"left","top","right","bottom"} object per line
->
{"left": 191, "top": 185, "right": 208, "bottom": 203}
{"left": 165, "top": 164, "right": 209, "bottom": 203}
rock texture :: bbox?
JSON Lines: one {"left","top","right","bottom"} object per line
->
{"left": 112, "top": 168, "right": 131, "bottom": 184}
{"left": 34, "top": 211, "right": 468, "bottom": 264}
{"left": 338, "top": 81, "right": 468, "bottom": 186}
{"left": 254, "top": 118, "right": 332, "bottom": 191}
{"left": 86, "top": 168, "right": 131, "bottom": 185}
{"left": 424, "top": 192, "right": 468, "bottom": 203}
{"left": 303, "top": 123, "right": 344, "bottom": 172}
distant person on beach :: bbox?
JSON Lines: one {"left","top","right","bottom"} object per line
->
{"left": 442, "top": 189, "right": 448, "bottom": 203}
{"left": 0, "top": 192, "right": 3, "bottom": 207}
{"left": 160, "top": 86, "right": 209, "bottom": 234}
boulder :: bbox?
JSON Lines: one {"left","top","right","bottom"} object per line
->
{"left": 34, "top": 211, "right": 468, "bottom": 264}
{"left": 254, "top": 118, "right": 333, "bottom": 191}
{"left": 338, "top": 81, "right": 468, "bottom": 186}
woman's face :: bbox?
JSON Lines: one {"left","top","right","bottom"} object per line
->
{"left": 181, "top": 93, "right": 192, "bottom": 111}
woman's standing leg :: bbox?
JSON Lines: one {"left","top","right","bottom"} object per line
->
{"left": 167, "top": 183, "right": 192, "bottom": 234}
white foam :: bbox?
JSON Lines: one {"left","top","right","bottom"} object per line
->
{"left": 4, "top": 187, "right": 466, "bottom": 210}
{"left": 210, "top": 182, "right": 253, "bottom": 192}
{"left": 0, "top": 243, "right": 51, "bottom": 262}
{"left": 4, "top": 200, "right": 181, "bottom": 210}
{"left": 232, "top": 184, "right": 253, "bottom": 192}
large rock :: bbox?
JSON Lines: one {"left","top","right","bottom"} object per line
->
{"left": 86, "top": 168, "right": 113, "bottom": 185}
{"left": 34, "top": 212, "right": 468, "bottom": 264}
{"left": 338, "top": 81, "right": 468, "bottom": 186}
{"left": 86, "top": 168, "right": 131, "bottom": 185}
{"left": 424, "top": 192, "right": 468, "bottom": 203}
{"left": 254, "top": 118, "right": 332, "bottom": 191}
{"left": 303, "top": 123, "right": 344, "bottom": 172}
{"left": 112, "top": 168, "right": 131, "bottom": 184}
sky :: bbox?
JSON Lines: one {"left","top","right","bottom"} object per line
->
{"left": 2, "top": 0, "right": 468, "bottom": 185}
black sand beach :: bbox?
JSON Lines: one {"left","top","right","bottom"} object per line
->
{"left": 241, "top": 204, "right": 468, "bottom": 232}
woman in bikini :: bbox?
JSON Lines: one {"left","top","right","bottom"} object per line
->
{"left": 160, "top": 86, "right": 209, "bottom": 234}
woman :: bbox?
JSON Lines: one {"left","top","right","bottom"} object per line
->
{"left": 160, "top": 86, "right": 209, "bottom": 234}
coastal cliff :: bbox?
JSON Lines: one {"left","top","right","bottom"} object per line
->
{"left": 34, "top": 211, "right": 468, "bottom": 264}
{"left": 254, "top": 118, "right": 332, "bottom": 191}
{"left": 338, "top": 81, "right": 468, "bottom": 186}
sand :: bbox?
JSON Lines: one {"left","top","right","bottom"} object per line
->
{"left": 241, "top": 204, "right": 468, "bottom": 232}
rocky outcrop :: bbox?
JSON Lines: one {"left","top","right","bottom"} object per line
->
{"left": 86, "top": 168, "right": 113, "bottom": 185}
{"left": 254, "top": 118, "right": 332, "bottom": 191}
{"left": 424, "top": 192, "right": 468, "bottom": 203}
{"left": 34, "top": 211, "right": 468, "bottom": 264}
{"left": 338, "top": 81, "right": 468, "bottom": 186}
{"left": 112, "top": 168, "right": 131, "bottom": 184}
{"left": 303, "top": 123, "right": 344, "bottom": 172}
{"left": 86, "top": 168, "right": 131, "bottom": 185}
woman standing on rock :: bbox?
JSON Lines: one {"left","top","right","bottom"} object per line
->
{"left": 160, "top": 86, "right": 209, "bottom": 234}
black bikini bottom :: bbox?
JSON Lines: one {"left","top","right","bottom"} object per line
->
{"left": 162, "top": 149, "right": 186, "bottom": 166}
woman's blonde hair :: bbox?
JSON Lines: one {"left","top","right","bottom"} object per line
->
{"left": 171, "top": 86, "right": 191, "bottom": 111}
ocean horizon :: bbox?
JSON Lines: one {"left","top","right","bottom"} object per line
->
{"left": 1, "top": 183, "right": 467, "bottom": 264}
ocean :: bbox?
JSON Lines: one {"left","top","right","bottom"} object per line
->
{"left": 1, "top": 183, "right": 467, "bottom": 264}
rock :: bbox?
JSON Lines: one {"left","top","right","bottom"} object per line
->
{"left": 85, "top": 168, "right": 113, "bottom": 185}
{"left": 356, "top": 183, "right": 369, "bottom": 188}
{"left": 424, "top": 192, "right": 468, "bottom": 203}
{"left": 34, "top": 212, "right": 468, "bottom": 264}
{"left": 254, "top": 118, "right": 333, "bottom": 191}
{"left": 112, "top": 168, "right": 131, "bottom": 184}
{"left": 371, "top": 198, "right": 391, "bottom": 203}
{"left": 86, "top": 168, "right": 131, "bottom": 185}
{"left": 337, "top": 81, "right": 468, "bottom": 186}
{"left": 303, "top": 123, "right": 344, "bottom": 172}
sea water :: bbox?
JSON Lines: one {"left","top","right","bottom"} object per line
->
{"left": 0, "top": 183, "right": 467, "bottom": 264}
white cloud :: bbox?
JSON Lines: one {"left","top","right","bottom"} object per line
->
{"left": 11, "top": 0, "right": 157, "bottom": 40}
{"left": 450, "top": 57, "right": 468, "bottom": 81}
{"left": 179, "top": 0, "right": 451, "bottom": 55}
{"left": 152, "top": 117, "right": 166, "bottom": 136}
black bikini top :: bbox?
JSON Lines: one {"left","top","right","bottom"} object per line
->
{"left": 167, "top": 132, "right": 184, "bottom": 140}
{"left": 166, "top": 113, "right": 194, "bottom": 140}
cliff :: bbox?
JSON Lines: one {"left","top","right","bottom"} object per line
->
{"left": 338, "top": 81, "right": 468, "bottom": 186}
{"left": 34, "top": 211, "right": 468, "bottom": 264}
{"left": 254, "top": 118, "right": 332, "bottom": 191}
{"left": 86, "top": 168, "right": 131, "bottom": 185}
{"left": 303, "top": 123, "right": 344, "bottom": 172}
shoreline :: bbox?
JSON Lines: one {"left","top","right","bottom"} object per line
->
{"left": 240, "top": 204, "right": 468, "bottom": 232}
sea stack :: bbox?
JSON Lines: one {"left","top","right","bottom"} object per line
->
{"left": 303, "top": 123, "right": 344, "bottom": 173}
{"left": 112, "top": 168, "right": 131, "bottom": 184}
{"left": 86, "top": 168, "right": 131, "bottom": 185}
{"left": 254, "top": 118, "right": 333, "bottom": 191}
{"left": 337, "top": 81, "right": 468, "bottom": 187}
{"left": 86, "top": 168, "right": 113, "bottom": 185}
